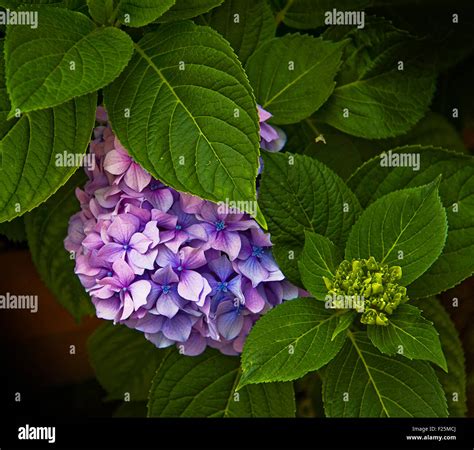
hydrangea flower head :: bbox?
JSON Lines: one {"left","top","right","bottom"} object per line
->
{"left": 65, "top": 106, "right": 299, "bottom": 355}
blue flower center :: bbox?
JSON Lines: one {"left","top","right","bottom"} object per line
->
{"left": 162, "top": 284, "right": 171, "bottom": 294}
{"left": 175, "top": 224, "right": 182, "bottom": 230}
{"left": 150, "top": 181, "right": 160, "bottom": 191}
{"left": 177, "top": 265, "right": 183, "bottom": 272}
{"left": 123, "top": 244, "right": 129, "bottom": 250}
{"left": 252, "top": 246, "right": 264, "bottom": 258}
{"left": 217, "top": 281, "right": 229, "bottom": 292}
{"left": 121, "top": 287, "right": 128, "bottom": 293}
{"left": 107, "top": 271, "right": 113, "bottom": 277}
{"left": 215, "top": 220, "right": 226, "bottom": 231}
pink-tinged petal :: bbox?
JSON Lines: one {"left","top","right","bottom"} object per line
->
{"left": 178, "top": 269, "right": 204, "bottom": 302}
{"left": 95, "top": 185, "right": 121, "bottom": 208}
{"left": 156, "top": 245, "right": 179, "bottom": 268}
{"left": 142, "top": 221, "right": 160, "bottom": 246}
{"left": 91, "top": 284, "right": 118, "bottom": 299}
{"left": 213, "top": 231, "right": 241, "bottom": 261}
{"left": 237, "top": 258, "right": 269, "bottom": 287}
{"left": 162, "top": 314, "right": 193, "bottom": 342}
{"left": 164, "top": 231, "right": 188, "bottom": 253}
{"left": 129, "top": 280, "right": 151, "bottom": 310}
{"left": 93, "top": 296, "right": 120, "bottom": 320}
{"left": 145, "top": 188, "right": 174, "bottom": 212}
{"left": 151, "top": 265, "right": 179, "bottom": 285}
{"left": 236, "top": 235, "right": 252, "bottom": 259}
{"left": 112, "top": 258, "right": 135, "bottom": 287}
{"left": 75, "top": 254, "right": 101, "bottom": 277}
{"left": 217, "top": 310, "right": 244, "bottom": 340}
{"left": 151, "top": 210, "right": 177, "bottom": 229}
{"left": 128, "top": 315, "right": 164, "bottom": 333}
{"left": 128, "top": 248, "right": 158, "bottom": 273}
{"left": 226, "top": 219, "right": 259, "bottom": 232}
{"left": 156, "top": 293, "right": 180, "bottom": 318}
{"left": 82, "top": 232, "right": 104, "bottom": 251}
{"left": 258, "top": 105, "right": 272, "bottom": 122}
{"left": 96, "top": 106, "right": 108, "bottom": 122}
{"left": 180, "top": 192, "right": 204, "bottom": 214}
{"left": 185, "top": 224, "right": 208, "bottom": 242}
{"left": 129, "top": 232, "right": 152, "bottom": 253}
{"left": 108, "top": 214, "right": 140, "bottom": 244}
{"left": 97, "top": 242, "right": 125, "bottom": 262}
{"left": 181, "top": 247, "right": 207, "bottom": 269}
{"left": 262, "top": 125, "right": 286, "bottom": 152}
{"left": 124, "top": 163, "right": 152, "bottom": 192}
{"left": 243, "top": 282, "right": 266, "bottom": 313}
{"left": 104, "top": 148, "right": 131, "bottom": 175}
{"left": 197, "top": 277, "right": 212, "bottom": 307}
{"left": 145, "top": 331, "right": 175, "bottom": 348}
{"left": 179, "top": 332, "right": 207, "bottom": 356}
{"left": 196, "top": 202, "right": 218, "bottom": 223}
{"left": 120, "top": 292, "right": 135, "bottom": 320}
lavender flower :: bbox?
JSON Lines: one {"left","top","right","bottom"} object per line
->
{"left": 65, "top": 106, "right": 299, "bottom": 356}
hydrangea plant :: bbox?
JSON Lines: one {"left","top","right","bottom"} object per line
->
{"left": 0, "top": 0, "right": 472, "bottom": 421}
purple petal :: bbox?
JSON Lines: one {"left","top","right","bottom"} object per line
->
{"left": 213, "top": 231, "right": 241, "bottom": 261}
{"left": 237, "top": 257, "right": 269, "bottom": 287}
{"left": 108, "top": 214, "right": 140, "bottom": 244}
{"left": 208, "top": 255, "right": 233, "bottom": 281}
{"left": 179, "top": 332, "right": 207, "bottom": 356}
{"left": 97, "top": 242, "right": 125, "bottom": 263}
{"left": 217, "top": 310, "right": 244, "bottom": 340}
{"left": 124, "top": 162, "right": 152, "bottom": 192}
{"left": 145, "top": 331, "right": 175, "bottom": 348}
{"left": 93, "top": 296, "right": 120, "bottom": 320}
{"left": 129, "top": 280, "right": 151, "bottom": 310}
{"left": 112, "top": 258, "right": 135, "bottom": 287}
{"left": 151, "top": 265, "right": 179, "bottom": 286}
{"left": 129, "top": 232, "right": 152, "bottom": 253}
{"left": 162, "top": 314, "right": 193, "bottom": 342}
{"left": 181, "top": 247, "right": 207, "bottom": 269}
{"left": 104, "top": 148, "right": 130, "bottom": 175}
{"left": 178, "top": 269, "right": 205, "bottom": 302}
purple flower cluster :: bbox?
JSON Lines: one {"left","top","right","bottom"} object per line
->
{"left": 65, "top": 106, "right": 297, "bottom": 356}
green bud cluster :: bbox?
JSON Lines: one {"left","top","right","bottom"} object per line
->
{"left": 323, "top": 256, "right": 408, "bottom": 326}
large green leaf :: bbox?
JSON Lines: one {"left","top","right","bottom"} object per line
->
{"left": 259, "top": 152, "right": 361, "bottom": 285}
{"left": 298, "top": 231, "right": 342, "bottom": 300}
{"left": 348, "top": 146, "right": 474, "bottom": 298}
{"left": 24, "top": 170, "right": 93, "bottom": 320}
{"left": 413, "top": 298, "right": 467, "bottom": 417}
{"left": 0, "top": 93, "right": 97, "bottom": 222}
{"left": 104, "top": 21, "right": 259, "bottom": 216}
{"left": 323, "top": 331, "right": 448, "bottom": 417}
{"left": 0, "top": 216, "right": 26, "bottom": 242}
{"left": 88, "top": 323, "right": 166, "bottom": 401}
{"left": 148, "top": 349, "right": 295, "bottom": 417}
{"left": 271, "top": 0, "right": 372, "bottom": 29}
{"left": 202, "top": 0, "right": 276, "bottom": 65}
{"left": 367, "top": 304, "right": 447, "bottom": 370}
{"left": 157, "top": 0, "right": 223, "bottom": 22}
{"left": 5, "top": 6, "right": 133, "bottom": 114}
{"left": 245, "top": 34, "right": 345, "bottom": 124}
{"left": 114, "top": 0, "right": 176, "bottom": 27}
{"left": 345, "top": 181, "right": 447, "bottom": 286}
{"left": 239, "top": 298, "right": 347, "bottom": 387}
{"left": 283, "top": 112, "right": 466, "bottom": 181}
{"left": 318, "top": 18, "right": 436, "bottom": 138}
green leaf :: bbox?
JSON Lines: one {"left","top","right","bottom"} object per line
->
{"left": 298, "top": 231, "right": 342, "bottom": 300}
{"left": 88, "top": 323, "right": 166, "bottom": 401}
{"left": 271, "top": 0, "right": 372, "bottom": 29}
{"left": 5, "top": 6, "right": 133, "bottom": 114}
{"left": 413, "top": 297, "right": 467, "bottom": 417}
{"left": 239, "top": 298, "right": 347, "bottom": 387}
{"left": 114, "top": 0, "right": 176, "bottom": 27}
{"left": 259, "top": 152, "right": 361, "bottom": 285}
{"left": 332, "top": 311, "right": 356, "bottom": 341}
{"left": 345, "top": 181, "right": 448, "bottom": 286}
{"left": 283, "top": 112, "right": 466, "bottom": 181}
{"left": 104, "top": 21, "right": 260, "bottom": 217}
{"left": 113, "top": 402, "right": 147, "bottom": 417}
{"left": 0, "top": 0, "right": 85, "bottom": 7}
{"left": 87, "top": 0, "right": 115, "bottom": 24}
{"left": 348, "top": 146, "right": 474, "bottom": 297}
{"left": 0, "top": 216, "right": 26, "bottom": 242}
{"left": 245, "top": 34, "right": 345, "bottom": 124}
{"left": 0, "top": 92, "right": 97, "bottom": 222}
{"left": 147, "top": 349, "right": 295, "bottom": 417}
{"left": 367, "top": 304, "right": 447, "bottom": 371}
{"left": 157, "top": 0, "right": 223, "bottom": 22}
{"left": 318, "top": 18, "right": 436, "bottom": 138}
{"left": 202, "top": 0, "right": 276, "bottom": 65}
{"left": 323, "top": 331, "right": 448, "bottom": 417}
{"left": 24, "top": 170, "right": 94, "bottom": 320}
